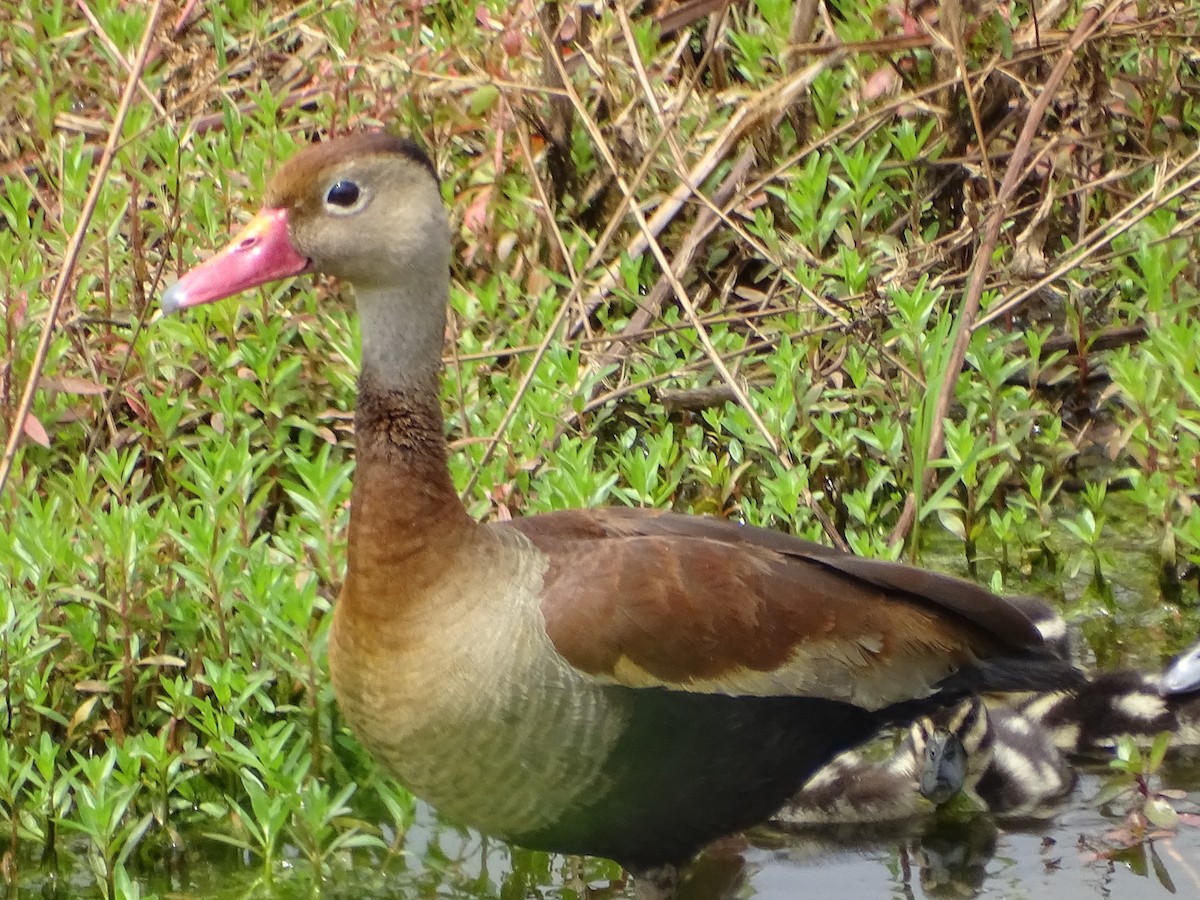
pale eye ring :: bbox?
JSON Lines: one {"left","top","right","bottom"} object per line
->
{"left": 325, "top": 180, "right": 365, "bottom": 213}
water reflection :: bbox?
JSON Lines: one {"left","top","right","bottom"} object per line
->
{"left": 7, "top": 767, "right": 1198, "bottom": 898}
{"left": 761, "top": 814, "right": 1000, "bottom": 899}
{"left": 740, "top": 766, "right": 1200, "bottom": 900}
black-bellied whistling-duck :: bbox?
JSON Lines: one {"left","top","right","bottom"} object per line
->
{"left": 162, "top": 132, "right": 1081, "bottom": 896}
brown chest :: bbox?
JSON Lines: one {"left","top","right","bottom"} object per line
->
{"left": 326, "top": 541, "right": 627, "bottom": 839}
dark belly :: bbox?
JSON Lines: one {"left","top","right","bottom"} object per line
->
{"left": 513, "top": 685, "right": 879, "bottom": 870}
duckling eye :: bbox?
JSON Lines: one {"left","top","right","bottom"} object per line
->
{"left": 325, "top": 180, "right": 362, "bottom": 210}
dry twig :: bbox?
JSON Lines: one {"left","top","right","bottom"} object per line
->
{"left": 0, "top": 1, "right": 165, "bottom": 497}
{"left": 887, "top": 3, "right": 1109, "bottom": 548}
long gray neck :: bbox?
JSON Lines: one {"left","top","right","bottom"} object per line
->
{"left": 354, "top": 267, "right": 449, "bottom": 392}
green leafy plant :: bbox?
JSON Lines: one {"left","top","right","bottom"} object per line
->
{"left": 1095, "top": 733, "right": 1198, "bottom": 849}
{"left": 3, "top": 1, "right": 1200, "bottom": 896}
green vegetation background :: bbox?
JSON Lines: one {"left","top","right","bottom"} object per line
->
{"left": 2, "top": 1, "right": 1200, "bottom": 896}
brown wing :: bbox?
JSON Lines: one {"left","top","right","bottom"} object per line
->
{"left": 504, "top": 507, "right": 1049, "bottom": 710}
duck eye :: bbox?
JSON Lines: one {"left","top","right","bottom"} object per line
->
{"left": 325, "top": 180, "right": 361, "bottom": 209}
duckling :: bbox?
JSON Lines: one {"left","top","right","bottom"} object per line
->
{"left": 916, "top": 637, "right": 1200, "bottom": 820}
{"left": 924, "top": 596, "right": 1074, "bottom": 818}
{"left": 775, "top": 598, "right": 1076, "bottom": 828}
{"left": 1004, "top": 595, "right": 1071, "bottom": 662}
{"left": 973, "top": 599, "right": 1200, "bottom": 755}
{"left": 917, "top": 640, "right": 1200, "bottom": 822}
{"left": 772, "top": 711, "right": 960, "bottom": 826}
{"left": 920, "top": 701, "right": 1074, "bottom": 818}
{"left": 1013, "top": 637, "right": 1200, "bottom": 754}
{"left": 774, "top": 694, "right": 1073, "bottom": 826}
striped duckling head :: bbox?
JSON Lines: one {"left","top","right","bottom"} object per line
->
{"left": 917, "top": 697, "right": 994, "bottom": 807}
{"left": 919, "top": 697, "right": 1074, "bottom": 818}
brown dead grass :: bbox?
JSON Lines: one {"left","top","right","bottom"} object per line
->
{"left": 3, "top": 1, "right": 1200, "bottom": 540}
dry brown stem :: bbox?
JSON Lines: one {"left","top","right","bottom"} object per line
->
{"left": 886, "top": 3, "right": 1109, "bottom": 548}
{"left": 0, "top": 1, "right": 166, "bottom": 497}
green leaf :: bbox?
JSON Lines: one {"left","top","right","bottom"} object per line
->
{"left": 1093, "top": 776, "right": 1133, "bottom": 806}
{"left": 1145, "top": 796, "right": 1179, "bottom": 829}
{"left": 937, "top": 508, "right": 967, "bottom": 541}
{"left": 469, "top": 84, "right": 500, "bottom": 117}
{"left": 1147, "top": 731, "right": 1172, "bottom": 773}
